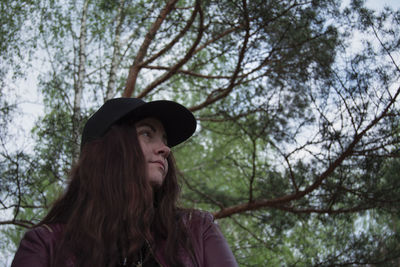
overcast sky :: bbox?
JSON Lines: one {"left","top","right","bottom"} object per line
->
{"left": 366, "top": 0, "right": 400, "bottom": 10}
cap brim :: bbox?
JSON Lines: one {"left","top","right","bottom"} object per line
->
{"left": 122, "top": 100, "right": 196, "bottom": 147}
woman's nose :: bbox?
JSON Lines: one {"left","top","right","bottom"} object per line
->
{"left": 156, "top": 141, "right": 171, "bottom": 158}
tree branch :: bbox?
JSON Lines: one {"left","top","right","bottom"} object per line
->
{"left": 213, "top": 85, "right": 400, "bottom": 219}
{"left": 143, "top": 65, "right": 233, "bottom": 79}
{"left": 105, "top": 0, "right": 125, "bottom": 100}
{"left": 140, "top": 1, "right": 199, "bottom": 67}
{"left": 189, "top": 0, "right": 250, "bottom": 112}
{"left": 136, "top": 0, "right": 204, "bottom": 98}
{"left": 123, "top": 0, "right": 179, "bottom": 97}
{"left": 0, "top": 220, "right": 35, "bottom": 229}
{"left": 71, "top": 0, "right": 90, "bottom": 163}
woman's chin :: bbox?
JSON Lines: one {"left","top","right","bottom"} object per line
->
{"left": 149, "top": 178, "right": 164, "bottom": 188}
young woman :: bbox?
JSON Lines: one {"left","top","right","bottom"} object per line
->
{"left": 12, "top": 98, "right": 238, "bottom": 267}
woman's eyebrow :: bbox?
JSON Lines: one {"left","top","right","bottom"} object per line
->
{"left": 136, "top": 122, "right": 156, "bottom": 132}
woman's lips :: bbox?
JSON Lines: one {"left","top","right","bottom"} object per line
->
{"left": 150, "top": 160, "right": 165, "bottom": 171}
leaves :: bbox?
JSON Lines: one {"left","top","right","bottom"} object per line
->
{"left": 1, "top": 0, "right": 400, "bottom": 265}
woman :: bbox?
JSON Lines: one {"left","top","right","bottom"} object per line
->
{"left": 12, "top": 98, "right": 238, "bottom": 267}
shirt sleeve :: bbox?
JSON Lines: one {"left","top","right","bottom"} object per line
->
{"left": 11, "top": 226, "right": 55, "bottom": 267}
{"left": 202, "top": 213, "right": 239, "bottom": 267}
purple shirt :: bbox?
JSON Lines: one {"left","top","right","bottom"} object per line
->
{"left": 12, "top": 211, "right": 238, "bottom": 267}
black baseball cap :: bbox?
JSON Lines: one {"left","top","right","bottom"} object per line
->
{"left": 81, "top": 98, "right": 196, "bottom": 149}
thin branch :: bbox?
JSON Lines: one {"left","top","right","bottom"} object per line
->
{"left": 371, "top": 21, "right": 400, "bottom": 74}
{"left": 276, "top": 204, "right": 373, "bottom": 214}
{"left": 140, "top": 1, "right": 199, "bottom": 67}
{"left": 136, "top": 0, "right": 204, "bottom": 98}
{"left": 0, "top": 220, "right": 35, "bottom": 228}
{"left": 143, "top": 65, "right": 232, "bottom": 79}
{"left": 189, "top": 0, "right": 250, "bottom": 112}
{"left": 179, "top": 170, "right": 225, "bottom": 209}
{"left": 193, "top": 25, "right": 242, "bottom": 54}
{"left": 123, "top": 0, "right": 179, "bottom": 97}
{"left": 248, "top": 139, "right": 257, "bottom": 202}
{"left": 213, "top": 85, "right": 400, "bottom": 219}
{"left": 230, "top": 216, "right": 272, "bottom": 249}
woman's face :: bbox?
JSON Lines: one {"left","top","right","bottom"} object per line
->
{"left": 135, "top": 117, "right": 170, "bottom": 186}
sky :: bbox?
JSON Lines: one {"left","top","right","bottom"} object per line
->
{"left": 365, "top": 0, "right": 400, "bottom": 10}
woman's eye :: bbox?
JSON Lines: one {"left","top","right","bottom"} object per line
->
{"left": 139, "top": 130, "right": 152, "bottom": 137}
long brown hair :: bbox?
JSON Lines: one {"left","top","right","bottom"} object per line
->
{"left": 41, "top": 122, "right": 192, "bottom": 266}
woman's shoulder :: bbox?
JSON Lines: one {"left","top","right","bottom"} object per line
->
{"left": 11, "top": 223, "right": 65, "bottom": 267}
{"left": 179, "top": 209, "right": 215, "bottom": 230}
{"left": 28, "top": 223, "right": 65, "bottom": 240}
{"left": 187, "top": 209, "right": 213, "bottom": 221}
{"left": 18, "top": 223, "right": 65, "bottom": 251}
{"left": 35, "top": 223, "right": 65, "bottom": 233}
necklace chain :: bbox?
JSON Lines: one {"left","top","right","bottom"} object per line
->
{"left": 120, "top": 238, "right": 164, "bottom": 267}
{"left": 121, "top": 242, "right": 145, "bottom": 267}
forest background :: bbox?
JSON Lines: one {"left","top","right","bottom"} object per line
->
{"left": 1, "top": 0, "right": 400, "bottom": 266}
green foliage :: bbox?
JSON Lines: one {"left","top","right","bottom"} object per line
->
{"left": 1, "top": 0, "right": 400, "bottom": 265}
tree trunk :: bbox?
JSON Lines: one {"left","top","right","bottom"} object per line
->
{"left": 72, "top": 0, "right": 90, "bottom": 163}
